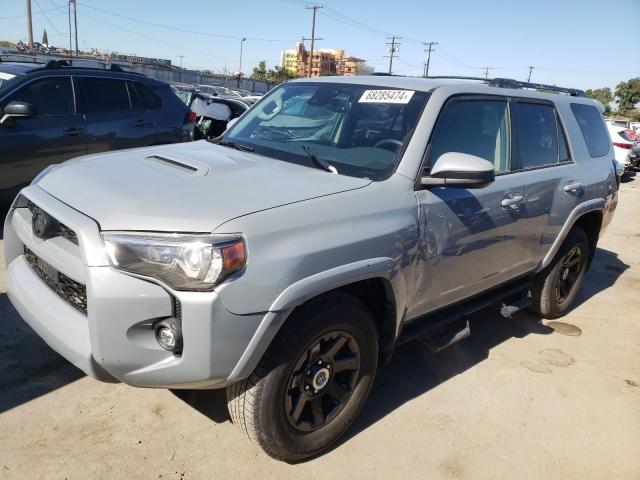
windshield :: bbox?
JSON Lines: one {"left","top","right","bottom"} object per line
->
{"left": 222, "top": 82, "right": 429, "bottom": 180}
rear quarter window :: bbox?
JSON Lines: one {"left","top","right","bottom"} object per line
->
{"left": 570, "top": 103, "right": 610, "bottom": 157}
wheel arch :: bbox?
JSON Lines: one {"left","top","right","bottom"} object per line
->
{"left": 226, "top": 258, "right": 403, "bottom": 383}
{"left": 538, "top": 199, "right": 604, "bottom": 272}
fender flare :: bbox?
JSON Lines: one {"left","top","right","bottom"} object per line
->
{"left": 537, "top": 198, "right": 605, "bottom": 272}
{"left": 226, "top": 257, "right": 398, "bottom": 383}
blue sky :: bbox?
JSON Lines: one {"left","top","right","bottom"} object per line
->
{"left": 1, "top": 0, "right": 638, "bottom": 90}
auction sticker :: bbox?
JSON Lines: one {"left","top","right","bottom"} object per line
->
{"left": 0, "top": 72, "right": 15, "bottom": 80}
{"left": 359, "top": 89, "right": 415, "bottom": 104}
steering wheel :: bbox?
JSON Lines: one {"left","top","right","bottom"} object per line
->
{"left": 256, "top": 94, "right": 283, "bottom": 121}
{"left": 374, "top": 138, "right": 403, "bottom": 151}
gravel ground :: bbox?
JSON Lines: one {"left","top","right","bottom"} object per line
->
{"left": 0, "top": 179, "right": 638, "bottom": 480}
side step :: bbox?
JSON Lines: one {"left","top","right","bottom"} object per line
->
{"left": 418, "top": 319, "right": 470, "bottom": 353}
{"left": 396, "top": 277, "right": 531, "bottom": 351}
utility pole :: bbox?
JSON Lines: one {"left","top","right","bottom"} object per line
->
{"left": 386, "top": 36, "right": 401, "bottom": 75}
{"left": 71, "top": 0, "right": 78, "bottom": 54}
{"left": 26, "top": 0, "right": 34, "bottom": 52}
{"left": 179, "top": 55, "right": 184, "bottom": 82}
{"left": 527, "top": 66, "right": 534, "bottom": 82}
{"left": 422, "top": 41, "right": 437, "bottom": 77}
{"left": 238, "top": 37, "right": 246, "bottom": 88}
{"left": 305, "top": 4, "right": 322, "bottom": 77}
{"left": 67, "top": 1, "right": 72, "bottom": 54}
{"left": 483, "top": 66, "right": 493, "bottom": 79}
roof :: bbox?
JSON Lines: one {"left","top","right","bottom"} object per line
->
{"left": 289, "top": 75, "right": 592, "bottom": 104}
{"left": 0, "top": 62, "right": 43, "bottom": 75}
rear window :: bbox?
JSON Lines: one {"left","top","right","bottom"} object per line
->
{"left": 511, "top": 102, "right": 560, "bottom": 169}
{"left": 129, "top": 82, "right": 162, "bottom": 110}
{"left": 570, "top": 103, "right": 610, "bottom": 157}
{"left": 80, "top": 77, "right": 131, "bottom": 114}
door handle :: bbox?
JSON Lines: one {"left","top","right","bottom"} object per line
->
{"left": 501, "top": 194, "right": 525, "bottom": 208}
{"left": 62, "top": 127, "right": 83, "bottom": 136}
{"left": 133, "top": 119, "right": 150, "bottom": 128}
{"left": 563, "top": 181, "right": 582, "bottom": 194}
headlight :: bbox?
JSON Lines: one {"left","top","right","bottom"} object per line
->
{"left": 102, "top": 232, "right": 246, "bottom": 291}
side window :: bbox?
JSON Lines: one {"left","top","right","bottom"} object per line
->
{"left": 427, "top": 98, "right": 510, "bottom": 173}
{"left": 129, "top": 82, "right": 162, "bottom": 110}
{"left": 3, "top": 76, "right": 74, "bottom": 116}
{"left": 511, "top": 102, "right": 559, "bottom": 169}
{"left": 80, "top": 77, "right": 130, "bottom": 114}
{"left": 570, "top": 103, "right": 610, "bottom": 157}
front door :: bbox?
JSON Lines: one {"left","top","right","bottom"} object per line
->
{"left": 0, "top": 76, "right": 86, "bottom": 193}
{"left": 410, "top": 96, "right": 531, "bottom": 318}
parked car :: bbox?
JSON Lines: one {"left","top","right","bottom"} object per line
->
{"left": 0, "top": 60, "right": 194, "bottom": 203}
{"left": 607, "top": 122, "right": 635, "bottom": 170}
{"left": 4, "top": 76, "right": 618, "bottom": 462}
{"left": 172, "top": 83, "right": 248, "bottom": 139}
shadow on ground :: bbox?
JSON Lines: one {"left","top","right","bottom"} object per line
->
{"left": 171, "top": 246, "right": 629, "bottom": 453}
{"left": 0, "top": 293, "right": 84, "bottom": 413}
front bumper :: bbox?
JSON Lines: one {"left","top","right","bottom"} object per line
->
{"left": 4, "top": 186, "right": 264, "bottom": 389}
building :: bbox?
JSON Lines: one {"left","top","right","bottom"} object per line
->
{"left": 281, "top": 43, "right": 373, "bottom": 77}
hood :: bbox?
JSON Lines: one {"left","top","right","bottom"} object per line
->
{"left": 38, "top": 141, "right": 371, "bottom": 232}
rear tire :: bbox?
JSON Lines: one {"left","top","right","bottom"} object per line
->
{"left": 529, "top": 226, "right": 589, "bottom": 319}
{"left": 226, "top": 292, "right": 378, "bottom": 462}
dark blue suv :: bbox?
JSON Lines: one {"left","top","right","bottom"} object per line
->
{"left": 0, "top": 60, "right": 194, "bottom": 202}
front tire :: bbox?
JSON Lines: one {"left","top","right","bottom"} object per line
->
{"left": 529, "top": 226, "right": 590, "bottom": 318}
{"left": 227, "top": 292, "right": 378, "bottom": 462}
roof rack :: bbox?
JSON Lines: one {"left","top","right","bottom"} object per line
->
{"left": 425, "top": 75, "right": 586, "bottom": 97}
{"left": 38, "top": 58, "right": 144, "bottom": 76}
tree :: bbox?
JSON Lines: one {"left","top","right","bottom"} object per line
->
{"left": 201, "top": 69, "right": 213, "bottom": 76}
{"left": 251, "top": 61, "right": 268, "bottom": 80}
{"left": 42, "top": 29, "right": 48, "bottom": 45}
{"left": 251, "top": 61, "right": 296, "bottom": 84}
{"left": 586, "top": 87, "right": 613, "bottom": 114}
{"left": 615, "top": 78, "right": 640, "bottom": 114}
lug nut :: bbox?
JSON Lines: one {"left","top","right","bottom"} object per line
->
{"left": 318, "top": 360, "right": 322, "bottom": 365}
{"left": 305, "top": 385, "right": 309, "bottom": 390}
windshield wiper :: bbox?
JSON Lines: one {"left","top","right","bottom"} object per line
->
{"left": 302, "top": 145, "right": 338, "bottom": 175}
{"left": 217, "top": 140, "right": 255, "bottom": 152}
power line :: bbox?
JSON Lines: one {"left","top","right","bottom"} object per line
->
{"left": 78, "top": 2, "right": 294, "bottom": 43}
{"left": 385, "top": 36, "right": 401, "bottom": 74}
{"left": 33, "top": 0, "right": 65, "bottom": 36}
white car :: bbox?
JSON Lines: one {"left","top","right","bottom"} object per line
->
{"left": 607, "top": 123, "right": 634, "bottom": 169}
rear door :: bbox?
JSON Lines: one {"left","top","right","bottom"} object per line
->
{"left": 78, "top": 76, "right": 156, "bottom": 154}
{"left": 0, "top": 75, "right": 86, "bottom": 192}
{"left": 411, "top": 95, "right": 531, "bottom": 317}
{"left": 509, "top": 100, "right": 581, "bottom": 263}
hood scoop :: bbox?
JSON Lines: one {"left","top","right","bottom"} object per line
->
{"left": 142, "top": 154, "right": 209, "bottom": 177}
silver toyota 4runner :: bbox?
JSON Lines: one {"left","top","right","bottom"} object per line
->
{"left": 4, "top": 76, "right": 618, "bottom": 461}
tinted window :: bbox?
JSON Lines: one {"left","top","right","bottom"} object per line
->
{"left": 3, "top": 76, "right": 74, "bottom": 116}
{"left": 80, "top": 77, "right": 130, "bottom": 113}
{"left": 512, "top": 102, "right": 558, "bottom": 169}
{"left": 570, "top": 103, "right": 610, "bottom": 157}
{"left": 129, "top": 82, "right": 161, "bottom": 110}
{"left": 428, "top": 99, "right": 510, "bottom": 173}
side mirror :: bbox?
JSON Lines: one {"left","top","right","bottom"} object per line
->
{"left": 420, "top": 152, "right": 495, "bottom": 189}
{"left": 0, "top": 101, "right": 36, "bottom": 126}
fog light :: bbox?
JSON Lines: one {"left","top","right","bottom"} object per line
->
{"left": 154, "top": 317, "right": 183, "bottom": 353}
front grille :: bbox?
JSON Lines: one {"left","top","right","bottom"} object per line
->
{"left": 24, "top": 246, "right": 88, "bottom": 315}
{"left": 27, "top": 200, "right": 79, "bottom": 245}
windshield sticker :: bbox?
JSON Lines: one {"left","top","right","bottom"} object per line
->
{"left": 359, "top": 90, "right": 415, "bottom": 104}
{"left": 0, "top": 72, "right": 15, "bottom": 80}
